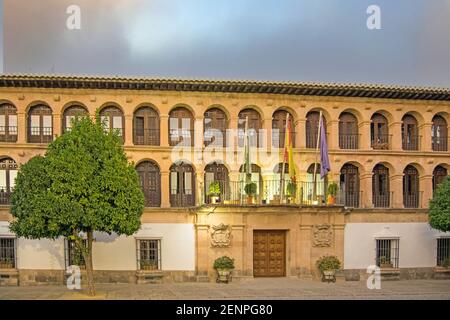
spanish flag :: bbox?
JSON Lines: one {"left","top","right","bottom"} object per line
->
{"left": 284, "top": 114, "right": 296, "bottom": 182}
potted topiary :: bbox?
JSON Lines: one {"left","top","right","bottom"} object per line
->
{"left": 316, "top": 255, "right": 341, "bottom": 283}
{"left": 379, "top": 256, "right": 393, "bottom": 269}
{"left": 286, "top": 181, "right": 297, "bottom": 204}
{"left": 208, "top": 181, "right": 221, "bottom": 204}
{"left": 244, "top": 182, "right": 257, "bottom": 205}
{"left": 213, "top": 256, "right": 235, "bottom": 283}
{"left": 327, "top": 182, "right": 338, "bottom": 205}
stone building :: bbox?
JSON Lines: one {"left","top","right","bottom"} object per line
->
{"left": 0, "top": 74, "right": 449, "bottom": 286}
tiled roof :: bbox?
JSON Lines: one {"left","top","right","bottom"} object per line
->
{"left": 0, "top": 74, "right": 449, "bottom": 101}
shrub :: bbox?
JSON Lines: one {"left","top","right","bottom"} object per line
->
{"left": 208, "top": 181, "right": 221, "bottom": 196}
{"left": 244, "top": 182, "right": 257, "bottom": 196}
{"left": 213, "top": 256, "right": 235, "bottom": 270}
{"left": 316, "top": 255, "right": 341, "bottom": 272}
{"left": 286, "top": 181, "right": 297, "bottom": 197}
{"left": 327, "top": 182, "right": 339, "bottom": 197}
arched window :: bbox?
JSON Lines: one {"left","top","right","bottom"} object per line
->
{"left": 0, "top": 158, "right": 18, "bottom": 205}
{"left": 402, "top": 114, "right": 419, "bottom": 150}
{"left": 433, "top": 165, "right": 448, "bottom": 195}
{"left": 204, "top": 108, "right": 227, "bottom": 147}
{"left": 0, "top": 104, "right": 17, "bottom": 142}
{"left": 306, "top": 111, "right": 326, "bottom": 149}
{"left": 169, "top": 107, "right": 194, "bottom": 147}
{"left": 27, "top": 105, "right": 53, "bottom": 143}
{"left": 403, "top": 165, "right": 419, "bottom": 208}
{"left": 305, "top": 164, "right": 327, "bottom": 205}
{"left": 133, "top": 106, "right": 160, "bottom": 146}
{"left": 100, "top": 106, "right": 124, "bottom": 142}
{"left": 63, "top": 105, "right": 88, "bottom": 133}
{"left": 170, "top": 162, "right": 195, "bottom": 207}
{"left": 340, "top": 164, "right": 360, "bottom": 207}
{"left": 432, "top": 115, "right": 448, "bottom": 151}
{"left": 238, "top": 109, "right": 261, "bottom": 148}
{"left": 136, "top": 161, "right": 161, "bottom": 207}
{"left": 372, "top": 164, "right": 390, "bottom": 208}
{"left": 339, "top": 112, "right": 358, "bottom": 149}
{"left": 204, "top": 162, "right": 229, "bottom": 204}
{"left": 371, "top": 113, "right": 389, "bottom": 150}
{"left": 272, "top": 110, "right": 295, "bottom": 148}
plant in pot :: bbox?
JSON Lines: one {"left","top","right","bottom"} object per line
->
{"left": 286, "top": 181, "right": 297, "bottom": 204}
{"left": 379, "top": 256, "right": 393, "bottom": 269}
{"left": 140, "top": 260, "right": 157, "bottom": 271}
{"left": 208, "top": 181, "right": 221, "bottom": 204}
{"left": 0, "top": 258, "right": 13, "bottom": 269}
{"left": 244, "top": 182, "right": 257, "bottom": 205}
{"left": 316, "top": 255, "right": 341, "bottom": 283}
{"left": 327, "top": 182, "right": 338, "bottom": 205}
{"left": 213, "top": 256, "right": 235, "bottom": 283}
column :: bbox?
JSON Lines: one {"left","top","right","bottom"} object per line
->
{"left": 389, "top": 122, "right": 402, "bottom": 151}
{"left": 391, "top": 174, "right": 404, "bottom": 208}
{"left": 329, "top": 120, "right": 339, "bottom": 150}
{"left": 194, "top": 117, "right": 204, "bottom": 148}
{"left": 52, "top": 113, "right": 61, "bottom": 140}
{"left": 160, "top": 114, "right": 169, "bottom": 147}
{"left": 359, "top": 121, "right": 371, "bottom": 150}
{"left": 262, "top": 117, "right": 272, "bottom": 150}
{"left": 420, "top": 123, "right": 433, "bottom": 152}
{"left": 359, "top": 173, "right": 373, "bottom": 208}
{"left": 17, "top": 112, "right": 26, "bottom": 144}
{"left": 196, "top": 168, "right": 205, "bottom": 206}
{"left": 295, "top": 119, "right": 306, "bottom": 149}
{"left": 124, "top": 114, "right": 133, "bottom": 146}
{"left": 420, "top": 174, "right": 433, "bottom": 209}
{"left": 228, "top": 117, "right": 238, "bottom": 150}
{"left": 161, "top": 171, "right": 171, "bottom": 208}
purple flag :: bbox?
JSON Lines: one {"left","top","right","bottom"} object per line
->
{"left": 320, "top": 116, "right": 331, "bottom": 178}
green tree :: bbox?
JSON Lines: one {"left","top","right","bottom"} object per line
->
{"left": 10, "top": 114, "right": 144, "bottom": 296}
{"left": 429, "top": 176, "right": 450, "bottom": 233}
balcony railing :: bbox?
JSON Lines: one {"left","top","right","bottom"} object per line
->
{"left": 170, "top": 189, "right": 195, "bottom": 207}
{"left": 402, "top": 135, "right": 421, "bottom": 151}
{"left": 371, "top": 134, "right": 391, "bottom": 150}
{"left": 373, "top": 192, "right": 394, "bottom": 208}
{"left": 432, "top": 136, "right": 448, "bottom": 152}
{"left": 27, "top": 127, "right": 53, "bottom": 143}
{"left": 0, "top": 126, "right": 18, "bottom": 142}
{"left": 0, "top": 188, "right": 12, "bottom": 205}
{"left": 133, "top": 129, "right": 160, "bottom": 146}
{"left": 272, "top": 130, "right": 296, "bottom": 149}
{"left": 403, "top": 191, "right": 423, "bottom": 209}
{"left": 169, "top": 129, "right": 194, "bottom": 147}
{"left": 339, "top": 133, "right": 359, "bottom": 150}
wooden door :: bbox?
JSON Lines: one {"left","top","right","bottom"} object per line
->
{"left": 253, "top": 230, "right": 286, "bottom": 277}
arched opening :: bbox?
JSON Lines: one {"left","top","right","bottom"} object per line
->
{"left": 0, "top": 104, "right": 17, "bottom": 142}
{"left": 272, "top": 110, "right": 295, "bottom": 148}
{"left": 432, "top": 115, "right": 448, "bottom": 151}
{"left": 433, "top": 165, "right": 448, "bottom": 196}
{"left": 371, "top": 113, "right": 389, "bottom": 150}
{"left": 204, "top": 162, "right": 229, "bottom": 204}
{"left": 306, "top": 111, "right": 326, "bottom": 149}
{"left": 237, "top": 163, "right": 262, "bottom": 203}
{"left": 403, "top": 165, "right": 419, "bottom": 208}
{"left": 0, "top": 158, "right": 18, "bottom": 204}
{"left": 28, "top": 105, "right": 53, "bottom": 143}
{"left": 100, "top": 106, "right": 124, "bottom": 143}
{"left": 136, "top": 161, "right": 161, "bottom": 207}
{"left": 62, "top": 105, "right": 88, "bottom": 133}
{"left": 339, "top": 112, "right": 359, "bottom": 149}
{"left": 402, "top": 114, "right": 419, "bottom": 150}
{"left": 372, "top": 164, "right": 390, "bottom": 208}
{"left": 204, "top": 108, "right": 227, "bottom": 147}
{"left": 133, "top": 106, "right": 160, "bottom": 146}
{"left": 169, "top": 107, "right": 194, "bottom": 147}
{"left": 304, "top": 164, "right": 328, "bottom": 205}
{"left": 340, "top": 163, "right": 360, "bottom": 207}
{"left": 170, "top": 162, "right": 196, "bottom": 207}
{"left": 238, "top": 109, "right": 262, "bottom": 148}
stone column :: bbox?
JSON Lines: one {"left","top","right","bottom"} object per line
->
{"left": 17, "top": 112, "right": 26, "bottom": 144}
{"left": 391, "top": 174, "right": 404, "bottom": 208}
{"left": 196, "top": 168, "right": 205, "bottom": 206}
{"left": 124, "top": 114, "right": 133, "bottom": 146}
{"left": 360, "top": 172, "right": 373, "bottom": 208}
{"left": 262, "top": 117, "right": 272, "bottom": 150}
{"left": 194, "top": 117, "right": 204, "bottom": 149}
{"left": 295, "top": 119, "right": 306, "bottom": 149}
{"left": 359, "top": 121, "right": 371, "bottom": 150}
{"left": 160, "top": 114, "right": 169, "bottom": 147}
{"left": 328, "top": 120, "right": 339, "bottom": 150}
{"left": 389, "top": 122, "right": 402, "bottom": 151}
{"left": 160, "top": 171, "right": 171, "bottom": 208}
{"left": 420, "top": 174, "right": 433, "bottom": 208}
{"left": 228, "top": 117, "right": 239, "bottom": 150}
{"left": 420, "top": 123, "right": 433, "bottom": 152}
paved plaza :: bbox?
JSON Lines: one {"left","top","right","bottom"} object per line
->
{"left": 0, "top": 278, "right": 449, "bottom": 300}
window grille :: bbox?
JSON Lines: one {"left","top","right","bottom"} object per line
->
{"left": 376, "top": 238, "right": 399, "bottom": 268}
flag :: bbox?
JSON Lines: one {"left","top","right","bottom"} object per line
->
{"left": 284, "top": 114, "right": 296, "bottom": 182}
{"left": 319, "top": 115, "right": 331, "bottom": 178}
{"left": 244, "top": 116, "right": 252, "bottom": 183}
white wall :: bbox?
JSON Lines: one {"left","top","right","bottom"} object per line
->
{"left": 344, "top": 223, "right": 450, "bottom": 269}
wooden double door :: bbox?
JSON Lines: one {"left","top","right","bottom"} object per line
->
{"left": 253, "top": 230, "right": 286, "bottom": 277}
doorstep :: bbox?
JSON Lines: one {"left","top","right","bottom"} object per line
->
{"left": 380, "top": 268, "right": 400, "bottom": 281}
{"left": 433, "top": 267, "right": 450, "bottom": 280}
{"left": 136, "top": 270, "right": 164, "bottom": 284}
{"left": 0, "top": 269, "right": 19, "bottom": 286}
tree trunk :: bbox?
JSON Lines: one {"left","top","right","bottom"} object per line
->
{"left": 85, "top": 230, "right": 96, "bottom": 296}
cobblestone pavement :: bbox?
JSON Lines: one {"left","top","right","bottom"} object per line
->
{"left": 0, "top": 278, "right": 449, "bottom": 300}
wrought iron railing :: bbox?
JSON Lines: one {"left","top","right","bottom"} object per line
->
{"left": 402, "top": 134, "right": 421, "bottom": 151}
{"left": 169, "top": 129, "right": 194, "bottom": 147}
{"left": 27, "top": 127, "right": 53, "bottom": 143}
{"left": 133, "top": 129, "right": 160, "bottom": 146}
{"left": 371, "top": 134, "right": 391, "bottom": 150}
{"left": 403, "top": 191, "right": 423, "bottom": 208}
{"left": 0, "top": 187, "right": 12, "bottom": 205}
{"left": 372, "top": 191, "right": 394, "bottom": 208}
{"left": 432, "top": 136, "right": 448, "bottom": 152}
{"left": 0, "top": 126, "right": 18, "bottom": 142}
{"left": 339, "top": 133, "right": 359, "bottom": 150}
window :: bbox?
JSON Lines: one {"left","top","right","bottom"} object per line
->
{"left": 170, "top": 162, "right": 196, "bottom": 207}
{"left": 0, "top": 104, "right": 18, "bottom": 142}
{"left": 272, "top": 110, "right": 295, "bottom": 149}
{"left": 0, "top": 158, "right": 18, "bottom": 205}
{"left": 402, "top": 114, "right": 419, "bottom": 150}
{"left": 137, "top": 161, "right": 161, "bottom": 207}
{"left": 376, "top": 238, "right": 399, "bottom": 268}
{"left": 304, "top": 164, "right": 327, "bottom": 205}
{"left": 403, "top": 165, "right": 419, "bottom": 208}
{"left": 100, "top": 106, "right": 124, "bottom": 142}
{"left": 372, "top": 164, "right": 390, "bottom": 208}
{"left": 339, "top": 112, "right": 358, "bottom": 149}
{"left": 437, "top": 238, "right": 450, "bottom": 267}
{"left": 432, "top": 115, "right": 448, "bottom": 152}
{"left": 204, "top": 108, "right": 227, "bottom": 147}
{"left": 65, "top": 239, "right": 86, "bottom": 269}
{"left": 204, "top": 162, "right": 229, "bottom": 204}
{"left": 169, "top": 107, "right": 194, "bottom": 147}
{"left": 340, "top": 164, "right": 360, "bottom": 207}
{"left": 238, "top": 109, "right": 262, "bottom": 148}
{"left": 63, "top": 105, "right": 88, "bottom": 133}
{"left": 137, "top": 239, "right": 161, "bottom": 271}
{"left": 133, "top": 106, "right": 160, "bottom": 146}
{"left": 433, "top": 166, "right": 448, "bottom": 196}
{"left": 0, "top": 238, "right": 16, "bottom": 269}
{"left": 27, "top": 105, "right": 53, "bottom": 143}
{"left": 306, "top": 111, "right": 326, "bottom": 149}
{"left": 371, "top": 113, "right": 389, "bottom": 150}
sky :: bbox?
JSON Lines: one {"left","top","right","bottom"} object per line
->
{"left": 2, "top": 0, "right": 450, "bottom": 87}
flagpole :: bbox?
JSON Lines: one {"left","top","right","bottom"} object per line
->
{"left": 313, "top": 111, "right": 323, "bottom": 204}
{"left": 280, "top": 113, "right": 289, "bottom": 204}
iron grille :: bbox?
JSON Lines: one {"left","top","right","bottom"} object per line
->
{"left": 137, "top": 239, "right": 161, "bottom": 271}
{"left": 65, "top": 239, "right": 87, "bottom": 269}
{"left": 376, "top": 238, "right": 399, "bottom": 268}
{"left": 0, "top": 238, "right": 16, "bottom": 269}
{"left": 437, "top": 238, "right": 450, "bottom": 267}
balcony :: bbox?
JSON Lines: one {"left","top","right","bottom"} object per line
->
{"left": 372, "top": 192, "right": 394, "bottom": 208}
{"left": 0, "top": 126, "right": 18, "bottom": 143}
{"left": 403, "top": 192, "right": 423, "bottom": 209}
{"left": 432, "top": 136, "right": 448, "bottom": 152}
{"left": 402, "top": 135, "right": 421, "bottom": 151}
{"left": 0, "top": 188, "right": 12, "bottom": 205}
{"left": 27, "top": 127, "right": 53, "bottom": 143}
{"left": 371, "top": 134, "right": 391, "bottom": 150}
{"left": 339, "top": 133, "right": 359, "bottom": 150}
{"left": 169, "top": 129, "right": 194, "bottom": 147}
{"left": 133, "top": 129, "right": 160, "bottom": 146}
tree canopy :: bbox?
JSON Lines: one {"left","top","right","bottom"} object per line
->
{"left": 429, "top": 176, "right": 450, "bottom": 232}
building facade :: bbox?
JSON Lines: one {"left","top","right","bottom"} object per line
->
{"left": 0, "top": 75, "right": 449, "bottom": 286}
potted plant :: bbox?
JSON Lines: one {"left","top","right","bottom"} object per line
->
{"left": 213, "top": 256, "right": 235, "bottom": 283}
{"left": 379, "top": 256, "right": 393, "bottom": 269}
{"left": 316, "top": 255, "right": 341, "bottom": 283}
{"left": 244, "top": 182, "right": 257, "bottom": 205}
{"left": 327, "top": 182, "right": 338, "bottom": 205}
{"left": 208, "top": 181, "right": 221, "bottom": 204}
{"left": 286, "top": 181, "right": 297, "bottom": 204}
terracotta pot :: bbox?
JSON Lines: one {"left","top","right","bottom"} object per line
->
{"left": 327, "top": 195, "right": 336, "bottom": 205}
{"left": 247, "top": 196, "right": 254, "bottom": 205}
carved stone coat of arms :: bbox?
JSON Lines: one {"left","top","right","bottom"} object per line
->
{"left": 210, "top": 223, "right": 232, "bottom": 248}
{"left": 313, "top": 224, "right": 333, "bottom": 247}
